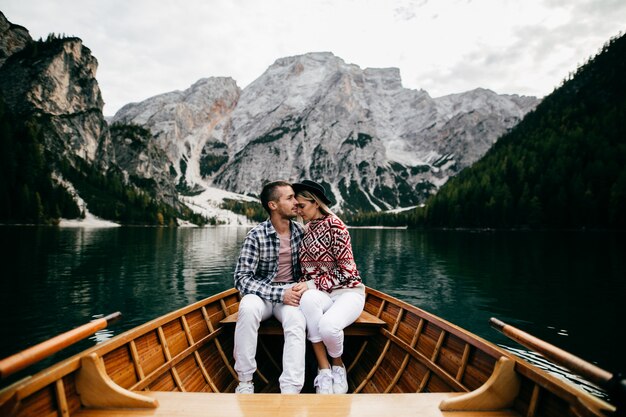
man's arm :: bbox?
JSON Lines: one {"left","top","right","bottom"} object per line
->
{"left": 234, "top": 231, "right": 286, "bottom": 303}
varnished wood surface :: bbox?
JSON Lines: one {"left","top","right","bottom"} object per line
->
{"left": 490, "top": 318, "right": 613, "bottom": 388}
{"left": 0, "top": 287, "right": 615, "bottom": 417}
{"left": 75, "top": 354, "right": 157, "bottom": 409}
{"left": 73, "top": 392, "right": 521, "bottom": 417}
{"left": 219, "top": 309, "right": 386, "bottom": 336}
{"left": 0, "top": 315, "right": 117, "bottom": 379}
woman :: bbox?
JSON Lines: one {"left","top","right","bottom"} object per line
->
{"left": 291, "top": 180, "right": 365, "bottom": 394}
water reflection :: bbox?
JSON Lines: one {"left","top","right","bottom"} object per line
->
{"left": 1, "top": 226, "right": 624, "bottom": 395}
{"left": 89, "top": 328, "right": 115, "bottom": 344}
{"left": 350, "top": 229, "right": 626, "bottom": 376}
{"left": 0, "top": 225, "right": 250, "bottom": 386}
{"left": 351, "top": 229, "right": 497, "bottom": 331}
{"left": 502, "top": 345, "right": 607, "bottom": 399}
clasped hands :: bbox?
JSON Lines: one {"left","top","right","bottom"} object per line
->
{"left": 283, "top": 282, "right": 309, "bottom": 306}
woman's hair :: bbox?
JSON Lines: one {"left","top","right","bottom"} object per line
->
{"left": 296, "top": 190, "right": 334, "bottom": 217}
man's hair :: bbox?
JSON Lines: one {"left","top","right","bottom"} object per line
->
{"left": 260, "top": 180, "right": 292, "bottom": 214}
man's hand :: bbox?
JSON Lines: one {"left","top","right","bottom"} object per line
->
{"left": 283, "top": 286, "right": 304, "bottom": 306}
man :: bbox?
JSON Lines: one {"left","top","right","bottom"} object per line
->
{"left": 233, "top": 180, "right": 307, "bottom": 394}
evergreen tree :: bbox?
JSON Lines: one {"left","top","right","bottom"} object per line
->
{"left": 412, "top": 33, "right": 626, "bottom": 230}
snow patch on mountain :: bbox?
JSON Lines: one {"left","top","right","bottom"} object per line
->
{"left": 112, "top": 52, "right": 540, "bottom": 213}
{"left": 180, "top": 186, "right": 259, "bottom": 226}
{"left": 53, "top": 173, "right": 121, "bottom": 227}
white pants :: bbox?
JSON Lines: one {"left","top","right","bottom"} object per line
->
{"left": 299, "top": 289, "right": 365, "bottom": 358}
{"left": 233, "top": 293, "right": 306, "bottom": 392}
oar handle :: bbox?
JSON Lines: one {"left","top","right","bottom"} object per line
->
{"left": 489, "top": 317, "right": 613, "bottom": 388}
{"left": 0, "top": 312, "right": 122, "bottom": 379}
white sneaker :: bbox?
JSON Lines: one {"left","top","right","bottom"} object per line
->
{"left": 331, "top": 365, "right": 348, "bottom": 394}
{"left": 313, "top": 369, "right": 333, "bottom": 394}
{"left": 235, "top": 381, "right": 254, "bottom": 394}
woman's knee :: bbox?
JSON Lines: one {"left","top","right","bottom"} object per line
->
{"left": 318, "top": 315, "right": 342, "bottom": 341}
{"left": 300, "top": 289, "right": 322, "bottom": 306}
{"left": 299, "top": 290, "right": 324, "bottom": 314}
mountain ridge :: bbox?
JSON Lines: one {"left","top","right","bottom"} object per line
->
{"left": 0, "top": 11, "right": 544, "bottom": 225}
{"left": 415, "top": 32, "right": 626, "bottom": 229}
{"left": 114, "top": 51, "right": 539, "bottom": 213}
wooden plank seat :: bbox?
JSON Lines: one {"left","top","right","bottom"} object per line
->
{"left": 73, "top": 391, "right": 522, "bottom": 417}
{"left": 220, "top": 310, "right": 386, "bottom": 336}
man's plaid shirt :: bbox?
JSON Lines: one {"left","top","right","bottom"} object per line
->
{"left": 234, "top": 219, "right": 304, "bottom": 302}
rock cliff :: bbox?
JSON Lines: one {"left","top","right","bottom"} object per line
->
{"left": 115, "top": 52, "right": 539, "bottom": 211}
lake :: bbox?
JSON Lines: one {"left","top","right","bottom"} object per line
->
{"left": 1, "top": 225, "right": 624, "bottom": 397}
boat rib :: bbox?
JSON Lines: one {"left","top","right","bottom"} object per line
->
{"left": 0, "top": 287, "right": 615, "bottom": 417}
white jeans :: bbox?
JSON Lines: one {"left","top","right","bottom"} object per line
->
{"left": 233, "top": 293, "right": 306, "bottom": 392}
{"left": 299, "top": 289, "right": 365, "bottom": 358}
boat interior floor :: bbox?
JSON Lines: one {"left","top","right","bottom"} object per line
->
{"left": 73, "top": 391, "right": 521, "bottom": 417}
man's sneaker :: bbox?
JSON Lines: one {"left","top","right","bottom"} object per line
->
{"left": 235, "top": 381, "right": 254, "bottom": 394}
{"left": 313, "top": 369, "right": 333, "bottom": 394}
{"left": 331, "top": 365, "right": 348, "bottom": 394}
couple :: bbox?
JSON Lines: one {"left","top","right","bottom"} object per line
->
{"left": 233, "top": 180, "right": 365, "bottom": 394}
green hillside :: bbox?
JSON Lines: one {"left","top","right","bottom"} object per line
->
{"left": 419, "top": 33, "right": 626, "bottom": 229}
{"left": 0, "top": 92, "right": 208, "bottom": 226}
{"left": 0, "top": 35, "right": 210, "bottom": 226}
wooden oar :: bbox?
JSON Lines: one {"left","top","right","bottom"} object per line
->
{"left": 490, "top": 318, "right": 626, "bottom": 412}
{"left": 0, "top": 312, "right": 121, "bottom": 379}
{"left": 489, "top": 317, "right": 612, "bottom": 387}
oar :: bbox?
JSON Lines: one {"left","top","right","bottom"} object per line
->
{"left": 490, "top": 317, "right": 625, "bottom": 411}
{"left": 0, "top": 312, "right": 121, "bottom": 379}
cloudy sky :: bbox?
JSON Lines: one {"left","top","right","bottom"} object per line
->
{"left": 3, "top": 0, "right": 624, "bottom": 116}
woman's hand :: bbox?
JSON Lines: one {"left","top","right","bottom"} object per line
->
{"left": 292, "top": 282, "right": 309, "bottom": 294}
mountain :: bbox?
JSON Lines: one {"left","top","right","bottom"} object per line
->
{"left": 0, "top": 11, "right": 30, "bottom": 67}
{"left": 114, "top": 52, "right": 538, "bottom": 212}
{"left": 417, "top": 33, "right": 626, "bottom": 229}
{"left": 0, "top": 35, "right": 106, "bottom": 163}
{"left": 0, "top": 12, "right": 205, "bottom": 225}
{"left": 0, "top": 10, "right": 542, "bottom": 224}
{"left": 113, "top": 77, "right": 240, "bottom": 194}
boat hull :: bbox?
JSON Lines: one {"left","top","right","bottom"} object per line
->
{"left": 0, "top": 287, "right": 613, "bottom": 417}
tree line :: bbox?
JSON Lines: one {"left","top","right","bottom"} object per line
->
{"left": 419, "top": 33, "right": 626, "bottom": 230}
{"left": 344, "top": 33, "right": 626, "bottom": 230}
{"left": 0, "top": 94, "right": 209, "bottom": 226}
{"left": 0, "top": 97, "right": 80, "bottom": 224}
{"left": 3, "top": 32, "right": 624, "bottom": 228}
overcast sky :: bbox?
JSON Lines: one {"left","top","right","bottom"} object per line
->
{"left": 3, "top": 0, "right": 624, "bottom": 116}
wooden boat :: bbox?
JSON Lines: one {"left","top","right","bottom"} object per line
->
{"left": 0, "top": 287, "right": 617, "bottom": 417}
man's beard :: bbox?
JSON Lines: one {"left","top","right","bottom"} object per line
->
{"left": 281, "top": 209, "right": 297, "bottom": 219}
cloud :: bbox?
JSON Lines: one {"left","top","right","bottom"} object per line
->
{"left": 410, "top": 0, "right": 624, "bottom": 97}
{"left": 393, "top": 0, "right": 429, "bottom": 21}
{"left": 2, "top": 0, "right": 624, "bottom": 113}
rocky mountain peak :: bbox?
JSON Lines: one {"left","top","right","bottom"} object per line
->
{"left": 363, "top": 67, "right": 403, "bottom": 90}
{"left": 112, "top": 76, "right": 241, "bottom": 191}
{"left": 113, "top": 51, "right": 540, "bottom": 213}
{"left": 0, "top": 12, "right": 190, "bottom": 223}
{"left": 0, "top": 11, "right": 31, "bottom": 68}
{"left": 0, "top": 31, "right": 106, "bottom": 163}
{"left": 0, "top": 36, "right": 103, "bottom": 117}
